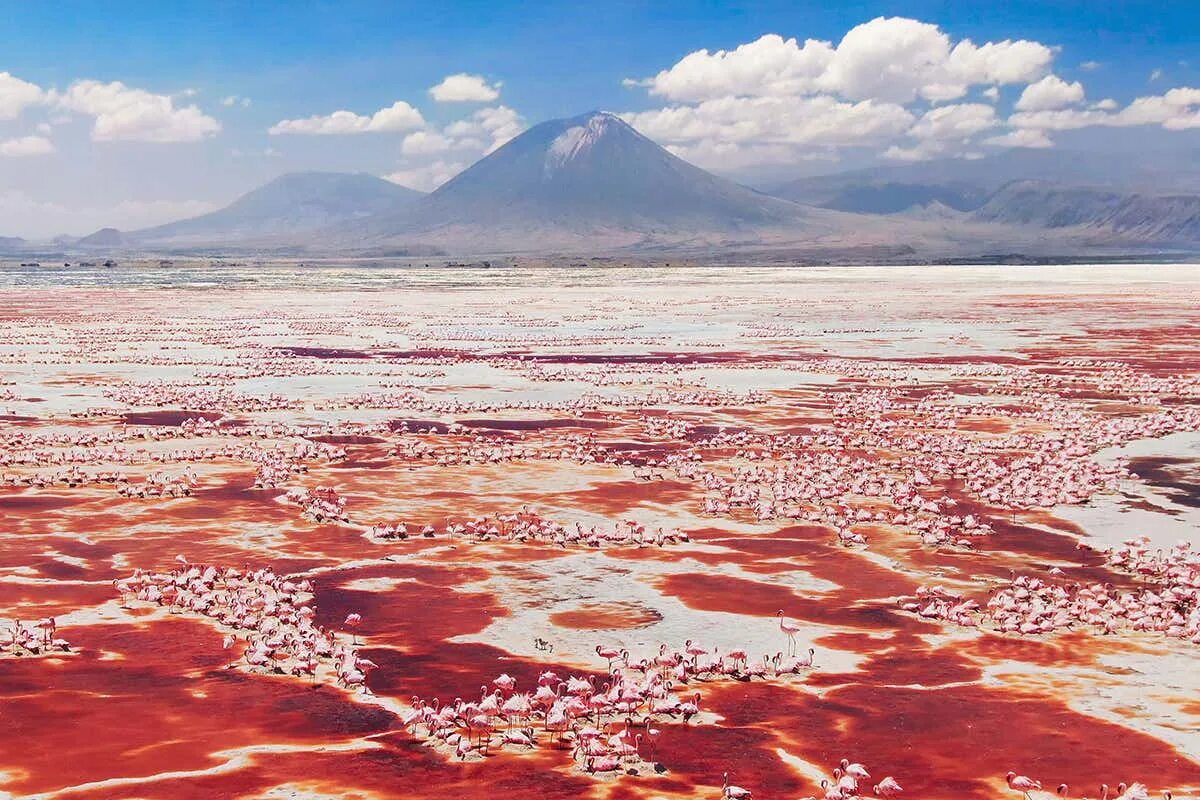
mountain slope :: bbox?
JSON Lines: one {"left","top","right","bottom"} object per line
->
{"left": 345, "top": 112, "right": 834, "bottom": 250}
{"left": 769, "top": 148, "right": 1200, "bottom": 214}
{"left": 0, "top": 236, "right": 28, "bottom": 253}
{"left": 76, "top": 228, "right": 126, "bottom": 248}
{"left": 133, "top": 172, "right": 423, "bottom": 245}
{"left": 974, "top": 181, "right": 1200, "bottom": 243}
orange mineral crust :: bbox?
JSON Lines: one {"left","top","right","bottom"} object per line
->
{"left": 0, "top": 264, "right": 1198, "bottom": 799}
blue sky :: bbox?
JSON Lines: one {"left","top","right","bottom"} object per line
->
{"left": 2, "top": 1, "right": 1200, "bottom": 236}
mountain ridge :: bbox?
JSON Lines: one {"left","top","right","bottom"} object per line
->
{"left": 127, "top": 171, "right": 424, "bottom": 246}
{"left": 337, "top": 111, "right": 837, "bottom": 251}
{"left": 54, "top": 113, "right": 1200, "bottom": 258}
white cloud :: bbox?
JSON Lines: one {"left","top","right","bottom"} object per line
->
{"left": 0, "top": 72, "right": 44, "bottom": 120}
{"left": 269, "top": 100, "right": 424, "bottom": 135}
{"left": 55, "top": 80, "right": 221, "bottom": 142}
{"left": 883, "top": 141, "right": 947, "bottom": 161}
{"left": 983, "top": 128, "right": 1053, "bottom": 149}
{"left": 429, "top": 73, "right": 501, "bottom": 103}
{"left": 1008, "top": 106, "right": 1111, "bottom": 131}
{"left": 222, "top": 95, "right": 252, "bottom": 108}
{"left": 466, "top": 105, "right": 524, "bottom": 151}
{"left": 622, "top": 95, "right": 914, "bottom": 152}
{"left": 881, "top": 104, "right": 999, "bottom": 160}
{"left": 665, "top": 140, "right": 834, "bottom": 172}
{"left": 385, "top": 106, "right": 525, "bottom": 192}
{"left": 630, "top": 33, "right": 834, "bottom": 103}
{"left": 623, "top": 17, "right": 1200, "bottom": 172}
{"left": 0, "top": 135, "right": 54, "bottom": 157}
{"left": 1150, "top": 68, "right": 1164, "bottom": 82}
{"left": 629, "top": 18, "right": 1052, "bottom": 105}
{"left": 621, "top": 17, "right": 1056, "bottom": 171}
{"left": 438, "top": 105, "right": 526, "bottom": 153}
{"left": 384, "top": 160, "right": 465, "bottom": 192}
{"left": 401, "top": 130, "right": 453, "bottom": 155}
{"left": 909, "top": 103, "right": 998, "bottom": 140}
{"left": 1014, "top": 74, "right": 1084, "bottom": 111}
{"left": 1121, "top": 87, "right": 1200, "bottom": 129}
{"left": 1008, "top": 86, "right": 1200, "bottom": 132}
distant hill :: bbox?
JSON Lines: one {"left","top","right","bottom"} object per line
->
{"left": 768, "top": 148, "right": 1200, "bottom": 214}
{"left": 131, "top": 172, "right": 424, "bottom": 246}
{"left": 61, "top": 116, "right": 1200, "bottom": 259}
{"left": 0, "top": 236, "right": 27, "bottom": 253}
{"left": 342, "top": 111, "right": 841, "bottom": 251}
{"left": 974, "top": 181, "right": 1200, "bottom": 243}
{"left": 76, "top": 227, "right": 126, "bottom": 248}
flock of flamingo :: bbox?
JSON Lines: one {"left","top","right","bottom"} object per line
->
{"left": 0, "top": 275, "right": 1198, "bottom": 799}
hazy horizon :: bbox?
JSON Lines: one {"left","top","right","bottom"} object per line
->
{"left": 3, "top": 2, "right": 1200, "bottom": 238}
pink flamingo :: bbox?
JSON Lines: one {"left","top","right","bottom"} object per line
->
{"left": 344, "top": 613, "right": 362, "bottom": 644}
{"left": 875, "top": 776, "right": 903, "bottom": 796}
{"left": 723, "top": 772, "right": 753, "bottom": 799}
{"left": 777, "top": 609, "right": 802, "bottom": 656}
{"left": 1008, "top": 772, "right": 1042, "bottom": 800}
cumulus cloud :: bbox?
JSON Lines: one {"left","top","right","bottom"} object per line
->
{"left": 429, "top": 73, "right": 501, "bottom": 103}
{"left": 222, "top": 95, "right": 252, "bottom": 108}
{"left": 448, "top": 105, "right": 525, "bottom": 152}
{"left": 384, "top": 105, "right": 525, "bottom": 190}
{"left": 55, "top": 80, "right": 221, "bottom": 142}
{"left": 909, "top": 103, "right": 999, "bottom": 140}
{"left": 1009, "top": 86, "right": 1200, "bottom": 132}
{"left": 883, "top": 141, "right": 949, "bottom": 161}
{"left": 1014, "top": 74, "right": 1084, "bottom": 111}
{"left": 620, "top": 17, "right": 1059, "bottom": 170}
{"left": 384, "top": 160, "right": 466, "bottom": 192}
{"left": 401, "top": 130, "right": 453, "bottom": 156}
{"left": 665, "top": 140, "right": 834, "bottom": 172}
{"left": 0, "top": 135, "right": 54, "bottom": 157}
{"left": 630, "top": 18, "right": 1052, "bottom": 105}
{"left": 881, "top": 104, "right": 999, "bottom": 160}
{"left": 1121, "top": 87, "right": 1200, "bottom": 128}
{"left": 628, "top": 33, "right": 834, "bottom": 102}
{"left": 622, "top": 95, "right": 914, "bottom": 153}
{"left": 0, "top": 71, "right": 44, "bottom": 120}
{"left": 383, "top": 105, "right": 526, "bottom": 192}
{"left": 983, "top": 128, "right": 1053, "bottom": 149}
{"left": 622, "top": 16, "right": 1200, "bottom": 169}
{"left": 269, "top": 100, "right": 424, "bottom": 135}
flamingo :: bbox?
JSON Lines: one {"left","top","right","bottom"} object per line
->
{"left": 874, "top": 776, "right": 903, "bottom": 796}
{"left": 596, "top": 644, "right": 626, "bottom": 668}
{"left": 722, "top": 772, "right": 752, "bottom": 799}
{"left": 642, "top": 715, "right": 661, "bottom": 763}
{"left": 344, "top": 613, "right": 362, "bottom": 644}
{"left": 777, "top": 609, "right": 802, "bottom": 656}
{"left": 587, "top": 755, "right": 621, "bottom": 773}
{"left": 1008, "top": 772, "right": 1042, "bottom": 800}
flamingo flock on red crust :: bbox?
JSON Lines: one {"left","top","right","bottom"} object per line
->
{"left": 1, "top": 275, "right": 1198, "bottom": 799}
